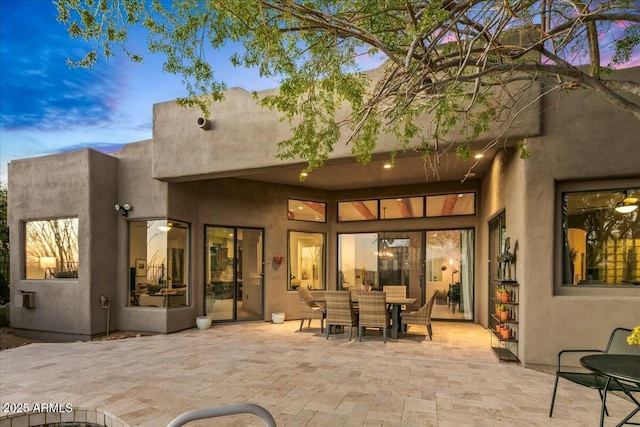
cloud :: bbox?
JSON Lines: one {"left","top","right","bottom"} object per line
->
{"left": 0, "top": 1, "right": 126, "bottom": 132}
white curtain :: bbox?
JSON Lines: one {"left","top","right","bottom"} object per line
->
{"left": 460, "top": 230, "right": 474, "bottom": 319}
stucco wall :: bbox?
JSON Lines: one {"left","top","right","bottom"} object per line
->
{"left": 151, "top": 78, "right": 541, "bottom": 182}
{"left": 8, "top": 149, "right": 118, "bottom": 341}
{"left": 518, "top": 78, "right": 640, "bottom": 366}
{"left": 114, "top": 140, "right": 173, "bottom": 334}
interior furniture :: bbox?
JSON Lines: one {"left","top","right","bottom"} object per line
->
{"left": 549, "top": 327, "right": 640, "bottom": 419}
{"left": 138, "top": 293, "right": 186, "bottom": 307}
{"left": 324, "top": 291, "right": 358, "bottom": 341}
{"left": 297, "top": 287, "right": 325, "bottom": 332}
{"left": 357, "top": 291, "right": 390, "bottom": 342}
{"left": 447, "top": 283, "right": 461, "bottom": 311}
{"left": 580, "top": 354, "right": 640, "bottom": 427}
{"left": 489, "top": 279, "right": 519, "bottom": 362}
{"left": 400, "top": 291, "right": 436, "bottom": 340}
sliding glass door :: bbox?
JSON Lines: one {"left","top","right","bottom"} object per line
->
{"left": 205, "top": 226, "right": 264, "bottom": 321}
{"left": 338, "top": 231, "right": 423, "bottom": 301}
{"left": 425, "top": 229, "right": 474, "bottom": 320}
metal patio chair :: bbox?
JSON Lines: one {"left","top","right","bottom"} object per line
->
{"left": 549, "top": 327, "right": 640, "bottom": 418}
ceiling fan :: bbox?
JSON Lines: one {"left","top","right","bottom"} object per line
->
{"left": 615, "top": 190, "right": 639, "bottom": 214}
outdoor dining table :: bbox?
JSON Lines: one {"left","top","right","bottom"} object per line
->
{"left": 580, "top": 354, "right": 640, "bottom": 427}
{"left": 310, "top": 292, "right": 416, "bottom": 340}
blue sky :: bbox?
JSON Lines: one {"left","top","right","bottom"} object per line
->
{"left": 0, "top": 0, "right": 285, "bottom": 183}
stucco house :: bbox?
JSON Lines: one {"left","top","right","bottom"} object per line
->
{"left": 8, "top": 66, "right": 639, "bottom": 367}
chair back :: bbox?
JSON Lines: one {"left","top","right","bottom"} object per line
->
{"left": 358, "top": 291, "right": 389, "bottom": 328}
{"left": 383, "top": 286, "right": 406, "bottom": 298}
{"left": 297, "top": 287, "right": 322, "bottom": 318}
{"left": 298, "top": 287, "right": 314, "bottom": 304}
{"left": 325, "top": 291, "right": 356, "bottom": 326}
{"left": 424, "top": 290, "right": 437, "bottom": 319}
{"left": 606, "top": 327, "right": 640, "bottom": 355}
{"left": 349, "top": 286, "right": 360, "bottom": 302}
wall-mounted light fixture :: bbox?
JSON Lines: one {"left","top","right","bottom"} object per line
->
{"left": 115, "top": 203, "right": 131, "bottom": 217}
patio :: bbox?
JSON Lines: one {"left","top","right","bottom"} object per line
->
{"left": 0, "top": 321, "right": 636, "bottom": 426}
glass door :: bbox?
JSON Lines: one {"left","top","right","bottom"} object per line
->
{"left": 338, "top": 231, "right": 423, "bottom": 303}
{"left": 425, "top": 229, "right": 474, "bottom": 320}
{"left": 205, "top": 226, "right": 264, "bottom": 321}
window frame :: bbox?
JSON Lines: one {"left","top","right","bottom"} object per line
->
{"left": 425, "top": 192, "right": 476, "bottom": 217}
{"left": 127, "top": 218, "right": 191, "bottom": 308}
{"left": 287, "top": 230, "right": 326, "bottom": 291}
{"left": 23, "top": 217, "right": 79, "bottom": 281}
{"left": 555, "top": 178, "right": 640, "bottom": 296}
{"left": 287, "top": 198, "right": 327, "bottom": 223}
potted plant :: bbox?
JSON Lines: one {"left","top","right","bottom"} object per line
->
{"left": 501, "top": 328, "right": 511, "bottom": 339}
{"left": 499, "top": 307, "right": 509, "bottom": 322}
{"left": 496, "top": 287, "right": 509, "bottom": 302}
{"left": 628, "top": 325, "right": 640, "bottom": 347}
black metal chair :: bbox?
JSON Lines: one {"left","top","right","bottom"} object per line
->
{"left": 549, "top": 327, "right": 640, "bottom": 418}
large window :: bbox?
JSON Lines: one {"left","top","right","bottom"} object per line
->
{"left": 288, "top": 231, "right": 325, "bottom": 290}
{"left": 128, "top": 219, "right": 190, "bottom": 307}
{"left": 561, "top": 186, "right": 639, "bottom": 286}
{"left": 24, "top": 218, "right": 79, "bottom": 279}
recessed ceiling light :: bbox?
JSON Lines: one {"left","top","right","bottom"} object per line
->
{"left": 300, "top": 172, "right": 308, "bottom": 177}
{"left": 383, "top": 163, "right": 393, "bottom": 169}
{"left": 474, "top": 153, "right": 484, "bottom": 159}
{"left": 298, "top": 206, "right": 303, "bottom": 210}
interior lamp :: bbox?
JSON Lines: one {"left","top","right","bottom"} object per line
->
{"left": 615, "top": 194, "right": 638, "bottom": 214}
{"left": 615, "top": 204, "right": 638, "bottom": 214}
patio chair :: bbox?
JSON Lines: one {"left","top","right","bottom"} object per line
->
{"left": 357, "top": 291, "right": 391, "bottom": 342}
{"left": 549, "top": 327, "right": 640, "bottom": 418}
{"left": 400, "top": 291, "right": 436, "bottom": 340}
{"left": 383, "top": 285, "right": 407, "bottom": 310}
{"left": 325, "top": 291, "right": 358, "bottom": 341}
{"left": 297, "top": 288, "right": 325, "bottom": 332}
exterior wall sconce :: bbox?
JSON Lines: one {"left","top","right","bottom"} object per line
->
{"left": 115, "top": 203, "right": 131, "bottom": 217}
{"left": 273, "top": 255, "right": 283, "bottom": 264}
{"left": 197, "top": 117, "right": 212, "bottom": 130}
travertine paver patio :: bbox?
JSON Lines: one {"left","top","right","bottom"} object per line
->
{"left": 0, "top": 321, "right": 636, "bottom": 426}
